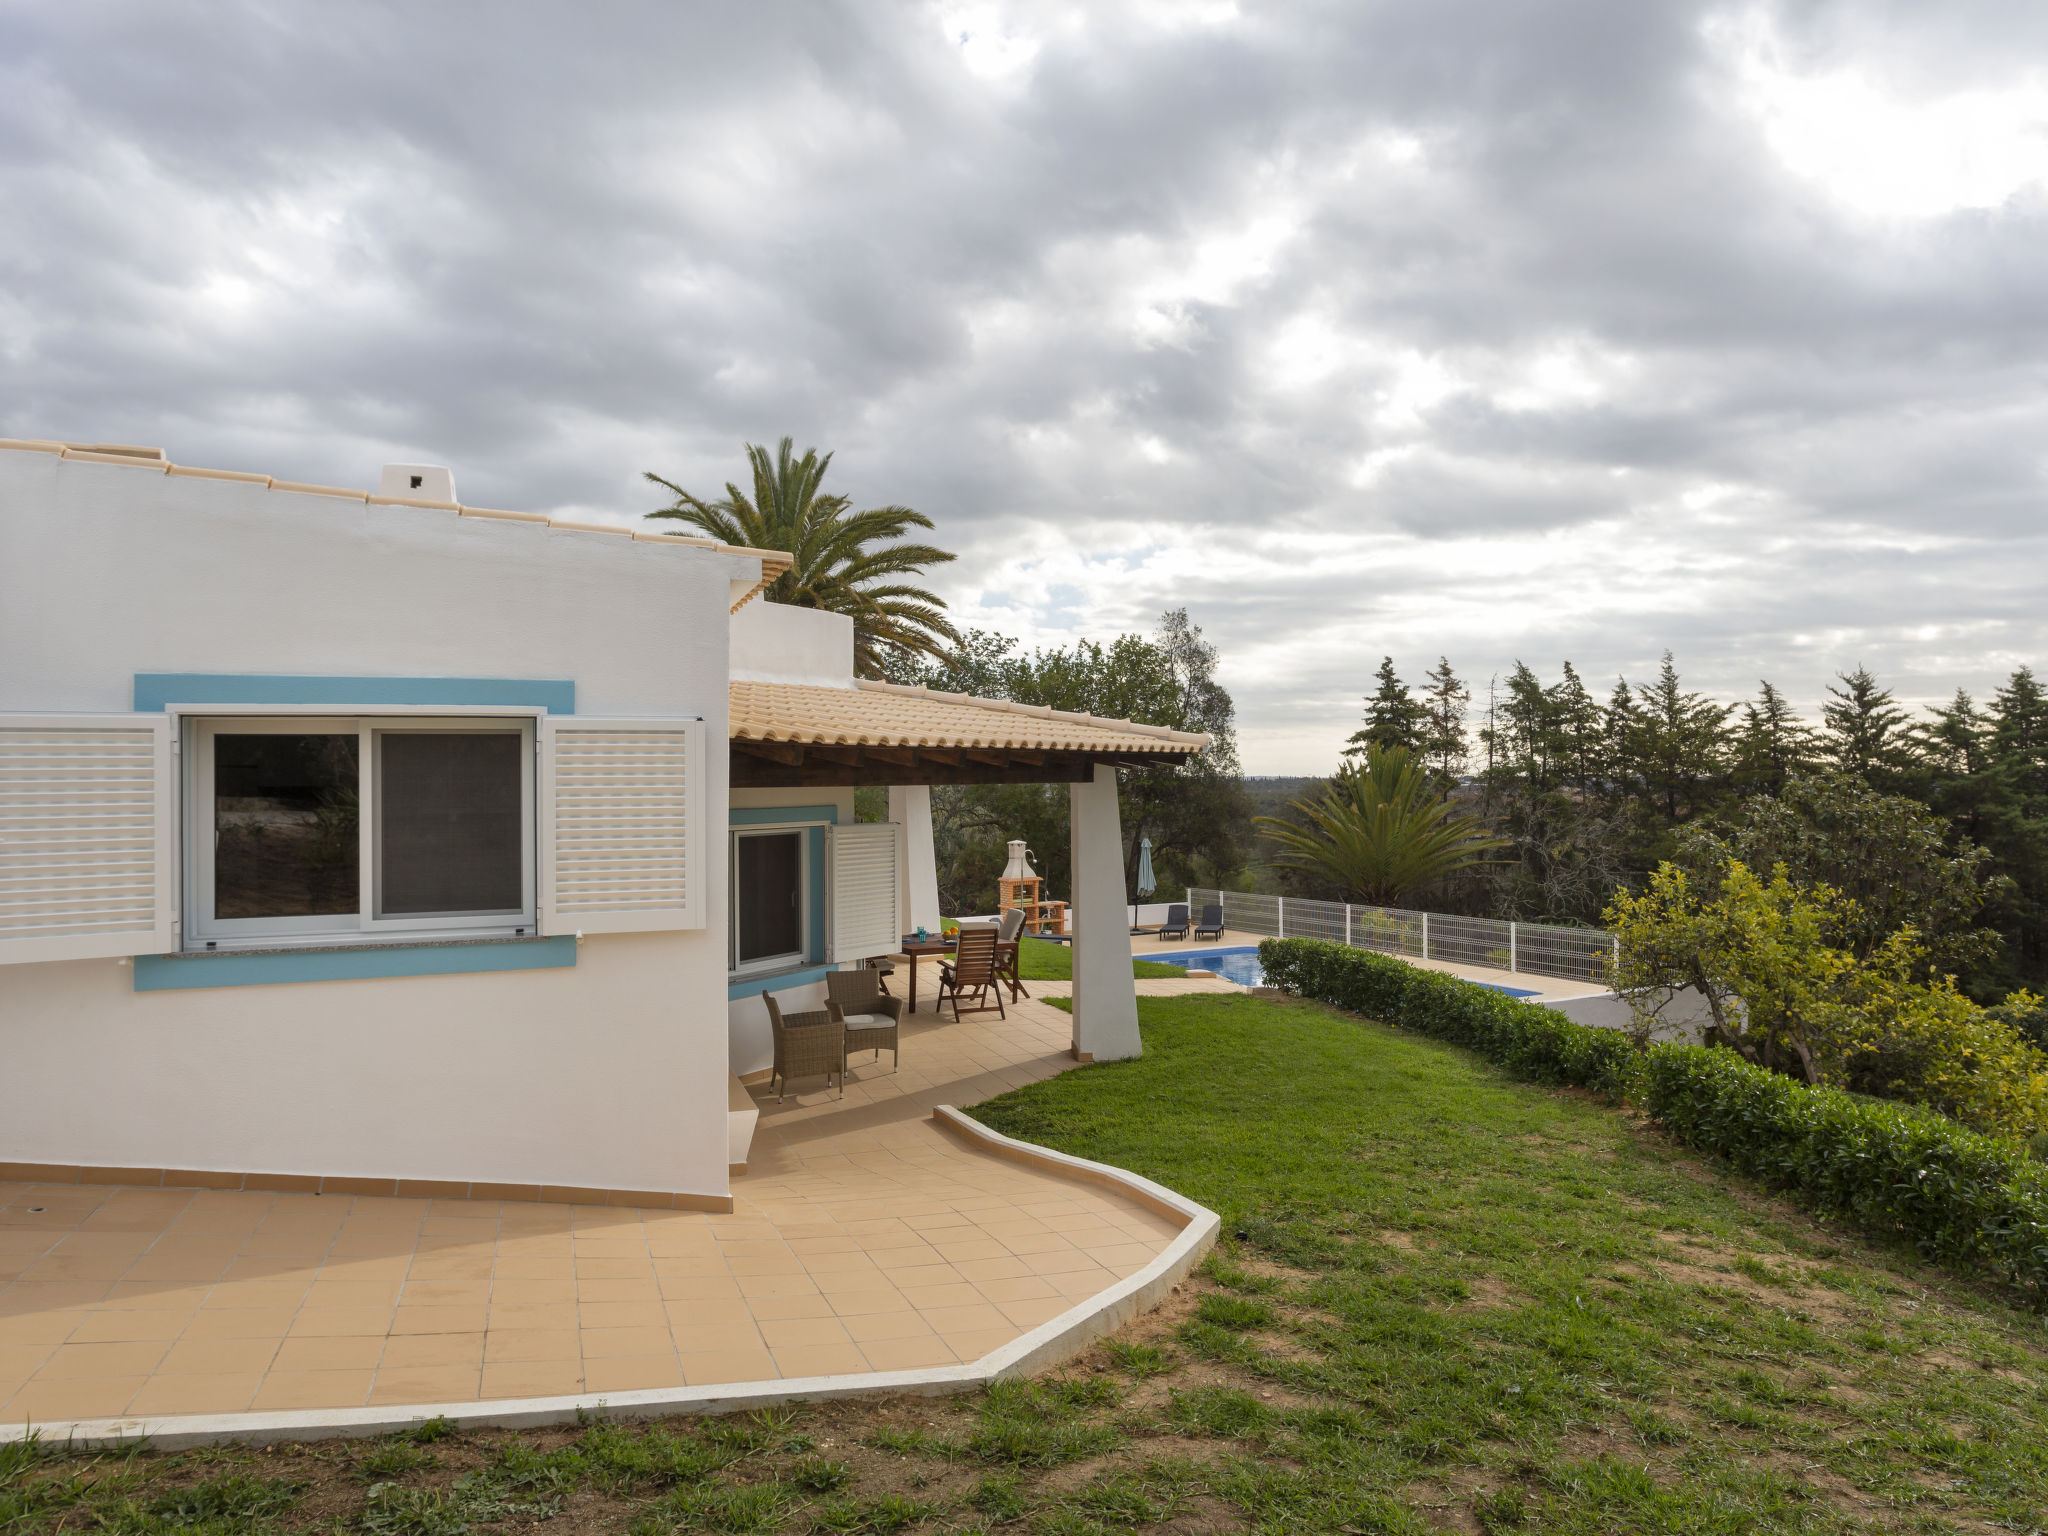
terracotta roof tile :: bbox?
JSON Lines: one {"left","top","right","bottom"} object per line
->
{"left": 730, "top": 679, "right": 1208, "bottom": 754}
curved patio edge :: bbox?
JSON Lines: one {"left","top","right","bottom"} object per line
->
{"left": 0, "top": 1108, "right": 1219, "bottom": 1452}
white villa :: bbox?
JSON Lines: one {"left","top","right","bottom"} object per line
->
{"left": 0, "top": 438, "right": 1209, "bottom": 1215}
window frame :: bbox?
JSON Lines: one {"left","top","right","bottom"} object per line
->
{"left": 183, "top": 714, "right": 537, "bottom": 950}
{"left": 728, "top": 825, "right": 813, "bottom": 977}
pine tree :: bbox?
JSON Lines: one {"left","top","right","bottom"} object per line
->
{"left": 1822, "top": 665, "right": 1909, "bottom": 785}
{"left": 1418, "top": 657, "right": 1470, "bottom": 780}
{"left": 1734, "top": 680, "right": 1813, "bottom": 794}
{"left": 1344, "top": 657, "right": 1427, "bottom": 758}
{"left": 1635, "top": 653, "right": 1729, "bottom": 824}
{"left": 1548, "top": 662, "right": 1604, "bottom": 793}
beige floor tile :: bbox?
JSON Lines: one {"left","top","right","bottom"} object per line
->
{"left": 0, "top": 1312, "right": 85, "bottom": 1346}
{"left": 581, "top": 1326, "right": 678, "bottom": 1358}
{"left": 391, "top": 1305, "right": 488, "bottom": 1335}
{"left": 306, "top": 1280, "right": 406, "bottom": 1309}
{"left": 126, "top": 1372, "right": 265, "bottom": 1415}
{"left": 486, "top": 1302, "right": 581, "bottom": 1332}
{"left": 895, "top": 1283, "right": 982, "bottom": 1311}
{"left": 678, "top": 1345, "right": 780, "bottom": 1385}
{"left": 490, "top": 1279, "right": 577, "bottom": 1303}
{"left": 484, "top": 1329, "right": 581, "bottom": 1363}
{"left": 182, "top": 1308, "right": 296, "bottom": 1340}
{"left": 158, "top": 1337, "right": 281, "bottom": 1374}
{"left": 770, "top": 1343, "right": 868, "bottom": 1378}
{"left": 757, "top": 1316, "right": 853, "bottom": 1350}
{"left": 67, "top": 1309, "right": 193, "bottom": 1343}
{"left": 734, "top": 1294, "right": 829, "bottom": 1323}
{"left": 976, "top": 1275, "right": 1060, "bottom": 1303}
{"left": 35, "top": 1340, "right": 170, "bottom": 1379}
{"left": 381, "top": 1332, "right": 485, "bottom": 1368}
{"left": 583, "top": 1356, "right": 683, "bottom": 1392}
{"left": 368, "top": 1366, "right": 480, "bottom": 1405}
{"left": 274, "top": 1336, "right": 384, "bottom": 1372}
{"left": 480, "top": 1360, "right": 584, "bottom": 1398}
{"left": 492, "top": 1258, "right": 577, "bottom": 1281}
{"left": 576, "top": 1300, "right": 667, "bottom": 1329}
{"left": 995, "top": 1296, "right": 1070, "bottom": 1327}
{"left": 3, "top": 1376, "right": 145, "bottom": 1422}
{"left": 857, "top": 1336, "right": 958, "bottom": 1371}
{"left": 288, "top": 1307, "right": 394, "bottom": 1338}
{"left": 575, "top": 1278, "right": 663, "bottom": 1303}
{"left": 840, "top": 1311, "right": 935, "bottom": 1343}
{"left": 942, "top": 1326, "right": 1021, "bottom": 1360}
{"left": 0, "top": 1345, "right": 54, "bottom": 1380}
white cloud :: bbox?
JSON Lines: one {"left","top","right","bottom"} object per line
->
{"left": 1713, "top": 6, "right": 2048, "bottom": 218}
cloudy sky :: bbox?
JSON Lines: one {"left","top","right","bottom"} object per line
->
{"left": 6, "top": 2, "right": 2048, "bottom": 771}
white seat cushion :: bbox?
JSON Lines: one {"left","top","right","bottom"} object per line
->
{"left": 840, "top": 1013, "right": 891, "bottom": 1027}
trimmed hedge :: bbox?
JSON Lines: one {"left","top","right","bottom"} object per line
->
{"left": 1258, "top": 937, "right": 1638, "bottom": 1094}
{"left": 1259, "top": 937, "right": 2048, "bottom": 1295}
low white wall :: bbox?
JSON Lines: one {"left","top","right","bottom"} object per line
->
{"left": 730, "top": 601, "right": 854, "bottom": 687}
{"left": 1, "top": 935, "right": 726, "bottom": 1193}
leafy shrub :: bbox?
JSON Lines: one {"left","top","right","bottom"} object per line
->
{"left": 1257, "top": 939, "right": 1637, "bottom": 1095}
{"left": 1639, "top": 1042, "right": 2048, "bottom": 1294}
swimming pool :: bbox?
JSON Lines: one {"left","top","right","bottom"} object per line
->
{"left": 1153, "top": 945, "right": 1543, "bottom": 997}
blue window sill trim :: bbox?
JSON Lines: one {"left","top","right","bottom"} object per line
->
{"left": 727, "top": 964, "right": 834, "bottom": 1001}
{"left": 134, "top": 673, "right": 575, "bottom": 714}
{"left": 134, "top": 936, "right": 577, "bottom": 991}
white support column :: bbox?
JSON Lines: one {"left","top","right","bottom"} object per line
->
{"left": 887, "top": 785, "right": 941, "bottom": 937}
{"left": 1069, "top": 765, "right": 1142, "bottom": 1062}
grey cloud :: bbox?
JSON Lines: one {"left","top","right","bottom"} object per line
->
{"left": 6, "top": 1, "right": 2048, "bottom": 768}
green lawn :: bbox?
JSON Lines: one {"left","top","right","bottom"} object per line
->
{"left": 1013, "top": 936, "right": 1186, "bottom": 981}
{"left": 969, "top": 992, "right": 2048, "bottom": 1533}
{"left": 12, "top": 991, "right": 2048, "bottom": 1536}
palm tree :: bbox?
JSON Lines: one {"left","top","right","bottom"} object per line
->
{"left": 1256, "top": 744, "right": 1507, "bottom": 906}
{"left": 646, "top": 438, "right": 960, "bottom": 675}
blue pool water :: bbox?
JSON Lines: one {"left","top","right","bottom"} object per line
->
{"left": 1153, "top": 945, "right": 1542, "bottom": 997}
{"left": 1154, "top": 946, "right": 1266, "bottom": 985}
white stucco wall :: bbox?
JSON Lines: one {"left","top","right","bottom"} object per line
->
{"left": 0, "top": 450, "right": 749, "bottom": 1198}
{"left": 729, "top": 601, "right": 854, "bottom": 687}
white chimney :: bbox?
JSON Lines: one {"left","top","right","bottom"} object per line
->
{"left": 1001, "top": 840, "right": 1038, "bottom": 880}
{"left": 379, "top": 464, "right": 457, "bottom": 503}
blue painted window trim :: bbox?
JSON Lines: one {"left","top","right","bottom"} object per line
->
{"left": 134, "top": 936, "right": 577, "bottom": 992}
{"left": 132, "top": 672, "right": 576, "bottom": 986}
{"left": 725, "top": 963, "right": 832, "bottom": 1001}
{"left": 134, "top": 673, "right": 575, "bottom": 714}
{"left": 727, "top": 804, "right": 839, "bottom": 1000}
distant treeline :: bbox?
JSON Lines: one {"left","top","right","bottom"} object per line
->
{"left": 1269, "top": 653, "right": 2048, "bottom": 997}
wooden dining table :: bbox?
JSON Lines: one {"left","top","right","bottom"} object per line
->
{"left": 896, "top": 936, "right": 956, "bottom": 1014}
{"left": 896, "top": 932, "right": 1026, "bottom": 1013}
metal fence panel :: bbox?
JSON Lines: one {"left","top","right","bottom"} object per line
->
{"left": 1181, "top": 886, "right": 1613, "bottom": 984}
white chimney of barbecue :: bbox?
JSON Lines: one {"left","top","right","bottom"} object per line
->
{"left": 379, "top": 464, "right": 458, "bottom": 504}
{"left": 1001, "top": 840, "right": 1038, "bottom": 880}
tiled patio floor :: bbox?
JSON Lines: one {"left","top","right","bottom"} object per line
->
{"left": 0, "top": 987, "right": 1207, "bottom": 1428}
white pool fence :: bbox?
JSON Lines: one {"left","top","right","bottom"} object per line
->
{"left": 1183, "top": 888, "right": 1618, "bottom": 986}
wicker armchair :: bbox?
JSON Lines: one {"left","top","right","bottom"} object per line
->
{"left": 764, "top": 993, "right": 845, "bottom": 1100}
{"left": 825, "top": 967, "right": 902, "bottom": 1072}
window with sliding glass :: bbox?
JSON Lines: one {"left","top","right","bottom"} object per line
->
{"left": 184, "top": 717, "right": 535, "bottom": 949}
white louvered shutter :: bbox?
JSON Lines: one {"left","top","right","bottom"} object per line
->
{"left": 0, "top": 714, "right": 175, "bottom": 965}
{"left": 826, "top": 822, "right": 903, "bottom": 963}
{"left": 537, "top": 718, "right": 705, "bottom": 934}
